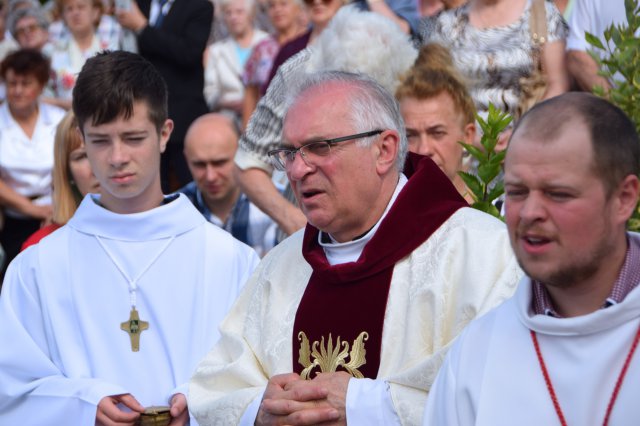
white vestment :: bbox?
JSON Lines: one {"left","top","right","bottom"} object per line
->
{"left": 423, "top": 250, "right": 640, "bottom": 425}
{"left": 0, "top": 194, "right": 259, "bottom": 424}
{"left": 188, "top": 207, "right": 523, "bottom": 425}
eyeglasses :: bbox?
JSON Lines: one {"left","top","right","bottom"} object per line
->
{"left": 268, "top": 129, "right": 383, "bottom": 171}
{"left": 15, "top": 24, "right": 42, "bottom": 37}
{"left": 302, "top": 0, "right": 333, "bottom": 6}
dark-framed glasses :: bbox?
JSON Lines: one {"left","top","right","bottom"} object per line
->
{"left": 268, "top": 129, "right": 383, "bottom": 171}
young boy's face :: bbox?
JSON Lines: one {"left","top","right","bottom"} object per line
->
{"left": 82, "top": 101, "right": 173, "bottom": 214}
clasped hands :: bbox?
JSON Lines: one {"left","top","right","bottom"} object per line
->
{"left": 256, "top": 371, "right": 351, "bottom": 426}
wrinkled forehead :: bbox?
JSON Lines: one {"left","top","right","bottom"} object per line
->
{"left": 284, "top": 82, "right": 352, "bottom": 136}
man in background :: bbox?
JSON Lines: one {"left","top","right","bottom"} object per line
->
{"left": 180, "top": 113, "right": 277, "bottom": 256}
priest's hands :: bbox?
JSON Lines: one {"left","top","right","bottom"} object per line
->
{"left": 96, "top": 393, "right": 144, "bottom": 426}
{"left": 169, "top": 393, "right": 189, "bottom": 426}
{"left": 256, "top": 372, "right": 350, "bottom": 425}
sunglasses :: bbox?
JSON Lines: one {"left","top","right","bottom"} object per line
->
{"left": 302, "top": 0, "right": 335, "bottom": 6}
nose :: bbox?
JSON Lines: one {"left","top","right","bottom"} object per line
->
{"left": 414, "top": 133, "right": 435, "bottom": 157}
{"left": 518, "top": 192, "right": 547, "bottom": 224}
{"left": 286, "top": 151, "right": 314, "bottom": 181}
{"left": 205, "top": 164, "right": 218, "bottom": 182}
{"left": 109, "top": 140, "right": 128, "bottom": 167}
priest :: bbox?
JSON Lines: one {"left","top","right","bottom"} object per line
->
{"left": 0, "top": 51, "right": 259, "bottom": 425}
{"left": 188, "top": 71, "right": 522, "bottom": 425}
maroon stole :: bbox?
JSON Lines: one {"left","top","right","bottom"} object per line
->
{"left": 292, "top": 153, "right": 467, "bottom": 379}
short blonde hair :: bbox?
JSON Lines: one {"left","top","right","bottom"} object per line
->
{"left": 52, "top": 111, "right": 84, "bottom": 224}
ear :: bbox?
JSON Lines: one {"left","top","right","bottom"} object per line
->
{"left": 374, "top": 130, "right": 399, "bottom": 176}
{"left": 159, "top": 119, "right": 174, "bottom": 154}
{"left": 613, "top": 174, "right": 640, "bottom": 225}
{"left": 463, "top": 122, "right": 476, "bottom": 146}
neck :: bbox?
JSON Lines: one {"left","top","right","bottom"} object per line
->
{"left": 545, "top": 238, "right": 628, "bottom": 318}
{"left": 100, "top": 185, "right": 165, "bottom": 215}
{"left": 234, "top": 28, "right": 254, "bottom": 48}
{"left": 204, "top": 187, "right": 241, "bottom": 224}
{"left": 309, "top": 21, "right": 328, "bottom": 42}
{"left": 329, "top": 175, "right": 398, "bottom": 243}
{"left": 452, "top": 174, "right": 473, "bottom": 203}
{"left": 10, "top": 103, "right": 38, "bottom": 122}
{"left": 469, "top": 0, "right": 526, "bottom": 28}
{"left": 73, "top": 30, "right": 95, "bottom": 50}
{"left": 277, "top": 24, "right": 303, "bottom": 44}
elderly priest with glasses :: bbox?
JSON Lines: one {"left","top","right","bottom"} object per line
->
{"left": 189, "top": 71, "right": 522, "bottom": 425}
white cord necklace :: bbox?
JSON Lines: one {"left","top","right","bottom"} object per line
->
{"left": 95, "top": 235, "right": 176, "bottom": 352}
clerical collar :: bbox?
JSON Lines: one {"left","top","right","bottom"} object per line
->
{"left": 532, "top": 234, "right": 640, "bottom": 317}
{"left": 318, "top": 174, "right": 408, "bottom": 266}
{"left": 93, "top": 193, "right": 178, "bottom": 209}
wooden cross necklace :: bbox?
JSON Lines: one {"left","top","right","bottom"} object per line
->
{"left": 95, "top": 235, "right": 175, "bottom": 352}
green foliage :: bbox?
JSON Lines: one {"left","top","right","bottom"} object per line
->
{"left": 586, "top": 0, "right": 640, "bottom": 230}
{"left": 586, "top": 0, "right": 640, "bottom": 132}
{"left": 458, "top": 104, "right": 512, "bottom": 219}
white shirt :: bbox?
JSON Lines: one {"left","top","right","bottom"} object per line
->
{"left": 0, "top": 101, "right": 65, "bottom": 217}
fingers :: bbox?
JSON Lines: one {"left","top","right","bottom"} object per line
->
{"left": 269, "top": 372, "right": 302, "bottom": 387}
{"left": 114, "top": 394, "right": 145, "bottom": 413}
{"left": 96, "top": 396, "right": 140, "bottom": 426}
{"left": 262, "top": 404, "right": 340, "bottom": 426}
{"left": 169, "top": 393, "right": 188, "bottom": 418}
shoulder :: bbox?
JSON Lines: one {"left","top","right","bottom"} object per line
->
{"left": 444, "top": 207, "right": 510, "bottom": 235}
{"left": 201, "top": 220, "right": 258, "bottom": 260}
{"left": 253, "top": 29, "right": 270, "bottom": 45}
{"left": 39, "top": 103, "right": 66, "bottom": 124}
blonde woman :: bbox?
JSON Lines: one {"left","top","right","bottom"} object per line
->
{"left": 21, "top": 111, "right": 100, "bottom": 250}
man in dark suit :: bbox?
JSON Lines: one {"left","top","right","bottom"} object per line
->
{"left": 117, "top": 0, "right": 213, "bottom": 192}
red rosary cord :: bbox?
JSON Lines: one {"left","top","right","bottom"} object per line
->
{"left": 530, "top": 330, "right": 567, "bottom": 426}
{"left": 530, "top": 323, "right": 640, "bottom": 426}
{"left": 603, "top": 322, "right": 640, "bottom": 425}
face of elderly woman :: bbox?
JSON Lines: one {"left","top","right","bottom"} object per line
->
{"left": 5, "top": 69, "right": 44, "bottom": 115}
{"left": 222, "top": 0, "right": 254, "bottom": 39}
{"left": 15, "top": 16, "right": 49, "bottom": 50}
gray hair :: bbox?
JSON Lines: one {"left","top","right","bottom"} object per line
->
{"left": 285, "top": 70, "right": 408, "bottom": 170}
{"left": 305, "top": 5, "right": 418, "bottom": 95}
{"left": 217, "top": 0, "right": 256, "bottom": 12}
{"left": 8, "top": 6, "right": 49, "bottom": 37}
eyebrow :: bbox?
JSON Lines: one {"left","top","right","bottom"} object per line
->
{"left": 85, "top": 130, "right": 149, "bottom": 138}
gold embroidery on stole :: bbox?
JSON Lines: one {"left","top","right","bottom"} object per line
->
{"left": 298, "top": 331, "right": 368, "bottom": 379}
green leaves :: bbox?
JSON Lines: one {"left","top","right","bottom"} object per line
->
{"left": 457, "top": 104, "right": 512, "bottom": 220}
{"left": 586, "top": 0, "right": 640, "bottom": 230}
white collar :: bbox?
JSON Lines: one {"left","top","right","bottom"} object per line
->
{"left": 67, "top": 193, "right": 205, "bottom": 241}
{"left": 319, "top": 174, "right": 408, "bottom": 266}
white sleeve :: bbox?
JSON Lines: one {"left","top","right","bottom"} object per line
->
{"left": 203, "top": 45, "right": 221, "bottom": 110}
{"left": 239, "top": 392, "right": 264, "bottom": 426}
{"left": 346, "top": 378, "right": 401, "bottom": 425}
{"left": 0, "top": 251, "right": 126, "bottom": 424}
{"left": 422, "top": 351, "right": 461, "bottom": 426}
{"left": 566, "top": 0, "right": 595, "bottom": 52}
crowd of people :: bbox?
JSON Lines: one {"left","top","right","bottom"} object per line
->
{"left": 0, "top": 0, "right": 638, "bottom": 425}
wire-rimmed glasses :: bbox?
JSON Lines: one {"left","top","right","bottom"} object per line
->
{"left": 267, "top": 129, "right": 383, "bottom": 171}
